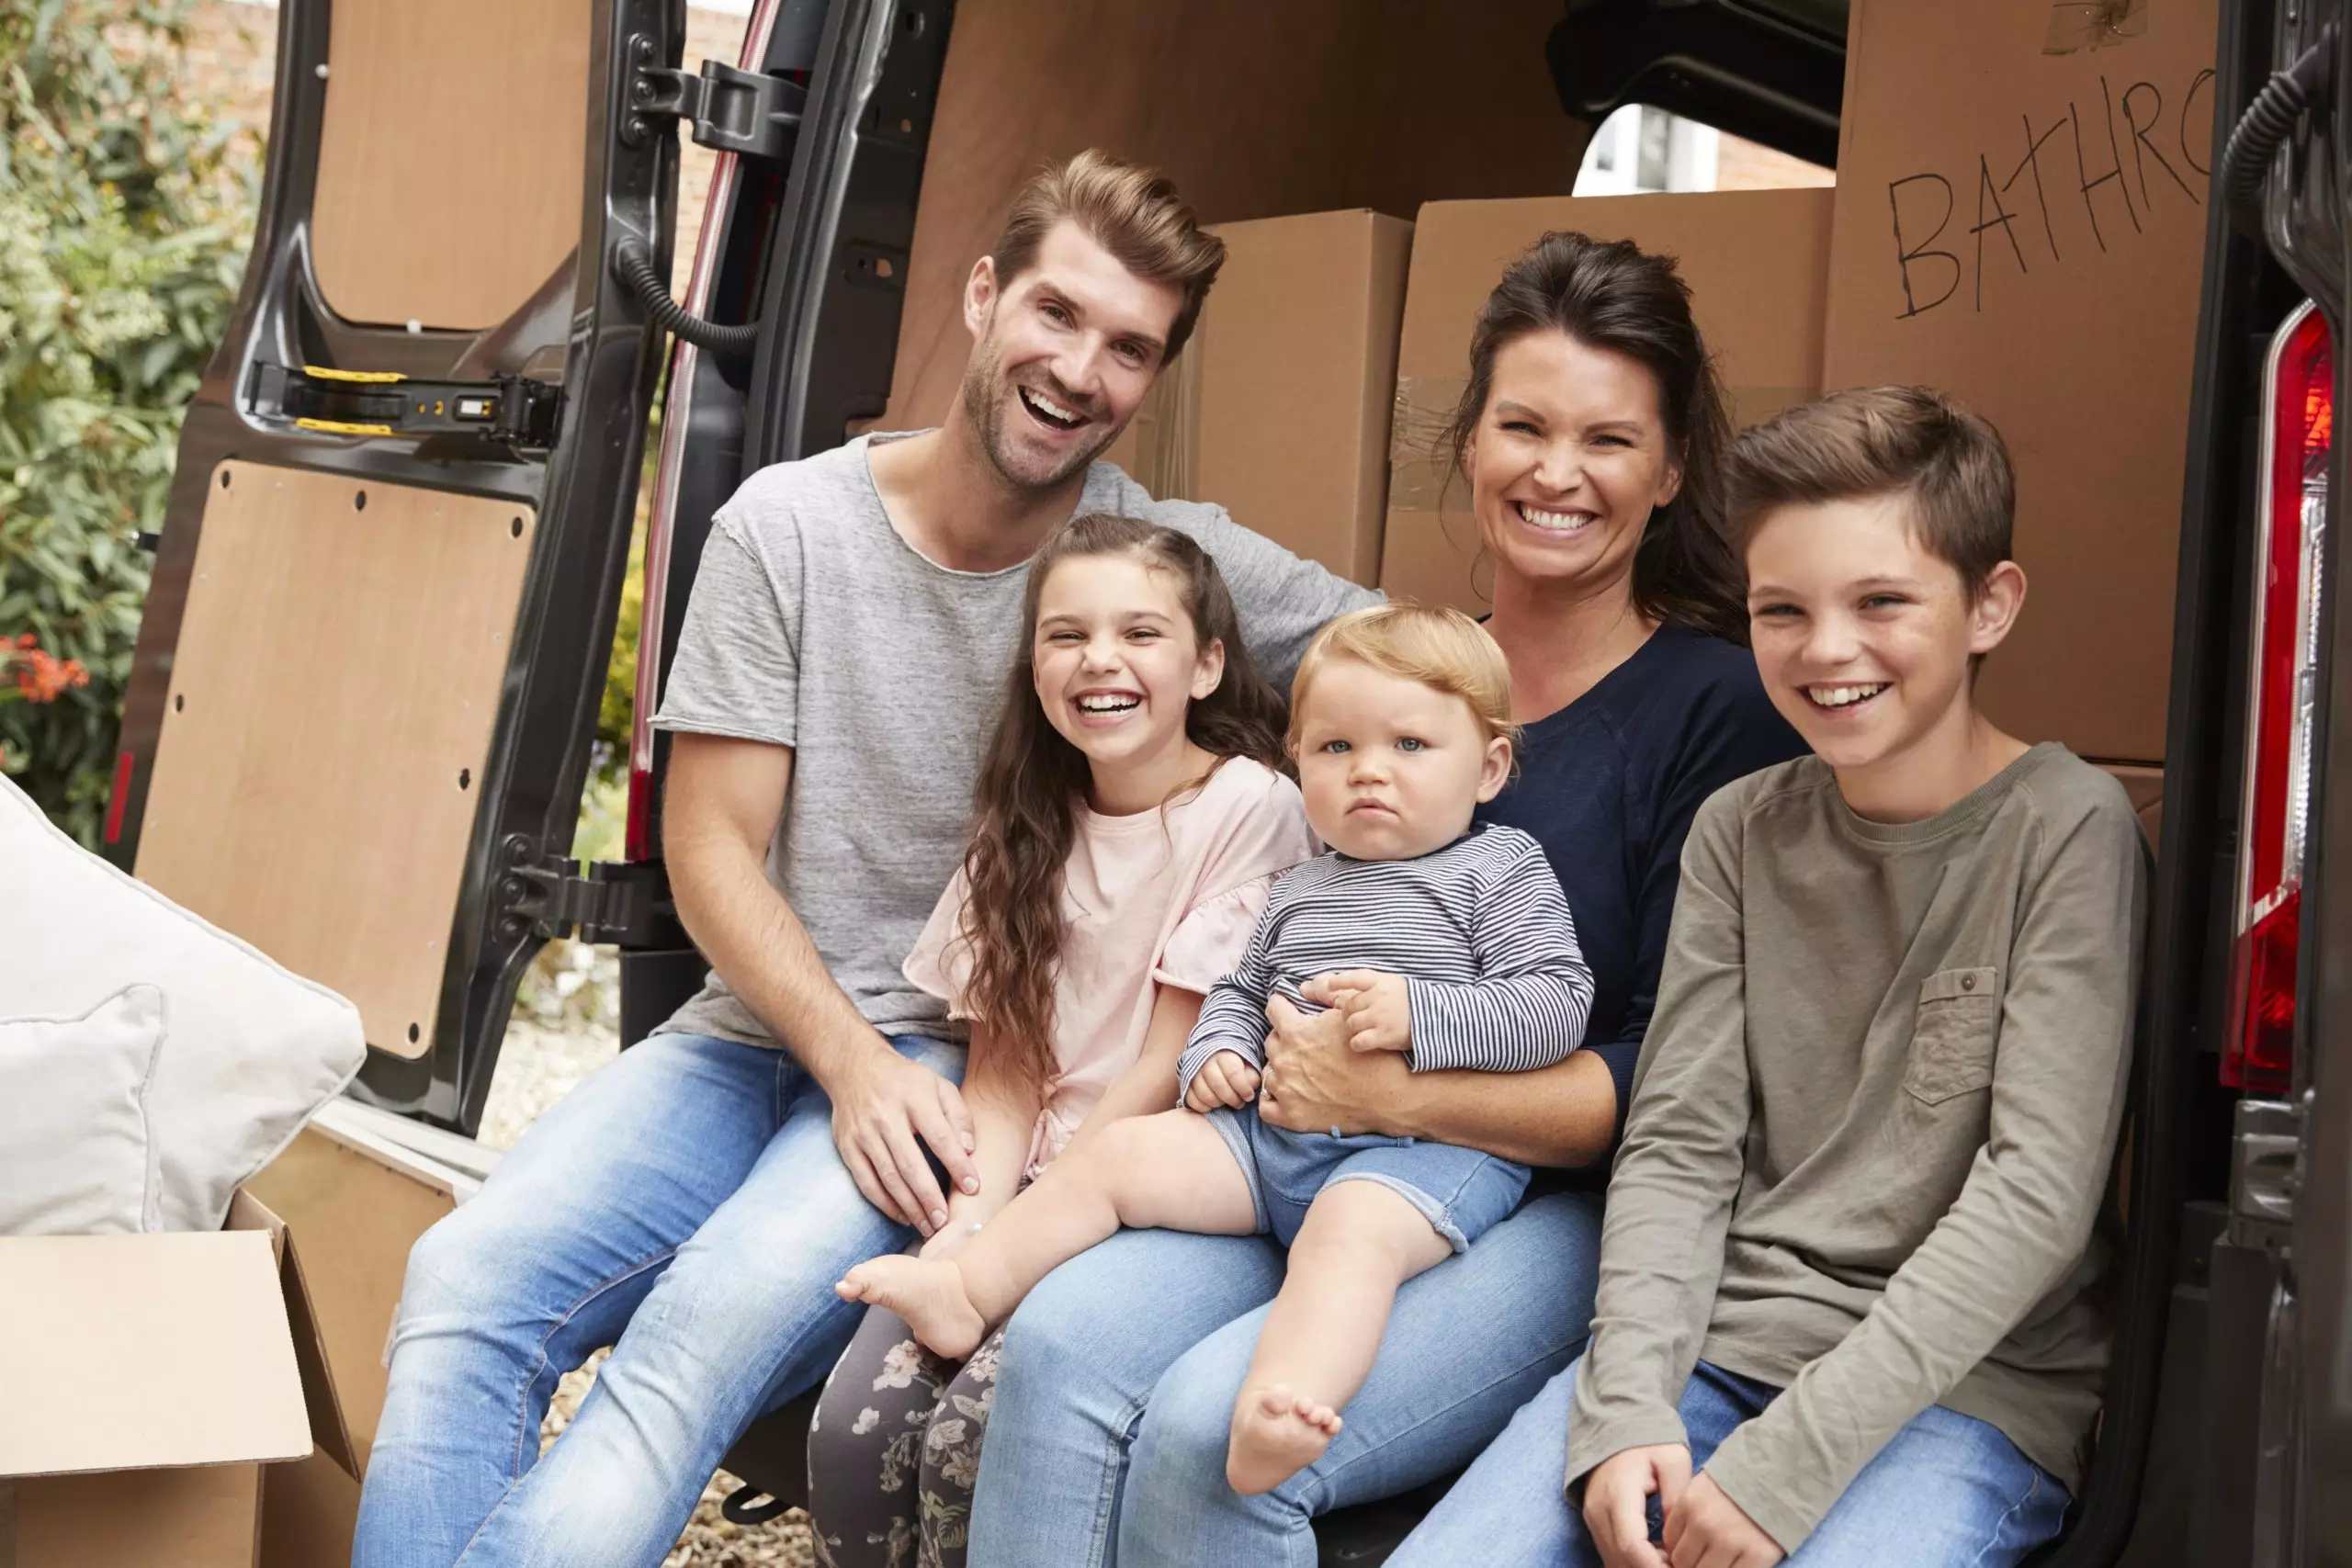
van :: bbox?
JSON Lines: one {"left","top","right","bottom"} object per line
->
{"left": 101, "top": 0, "right": 2346, "bottom": 1561}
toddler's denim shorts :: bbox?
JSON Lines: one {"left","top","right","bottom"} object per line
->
{"left": 1204, "top": 1104, "right": 1529, "bottom": 1253}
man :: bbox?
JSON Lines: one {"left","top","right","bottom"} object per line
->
{"left": 352, "top": 149, "right": 1374, "bottom": 1568}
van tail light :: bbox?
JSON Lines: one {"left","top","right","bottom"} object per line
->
{"left": 2226, "top": 299, "right": 2332, "bottom": 1091}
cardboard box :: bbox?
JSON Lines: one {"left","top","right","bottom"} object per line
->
{"left": 1820, "top": 0, "right": 2219, "bottom": 761}
{"left": 1101, "top": 209, "right": 1413, "bottom": 585}
{"left": 0, "top": 1106, "right": 473, "bottom": 1567}
{"left": 0, "top": 1194, "right": 325, "bottom": 1568}
{"left": 1380, "top": 188, "right": 1835, "bottom": 614}
{"left": 876, "top": 0, "right": 1589, "bottom": 434}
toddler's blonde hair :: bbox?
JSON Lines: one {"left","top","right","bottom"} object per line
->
{"left": 1288, "top": 604, "right": 1519, "bottom": 758}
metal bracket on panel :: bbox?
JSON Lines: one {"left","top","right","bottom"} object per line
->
{"left": 2227, "top": 1092, "right": 2309, "bottom": 1251}
{"left": 247, "top": 363, "right": 564, "bottom": 448}
{"left": 621, "top": 34, "right": 805, "bottom": 161}
{"left": 497, "top": 836, "right": 684, "bottom": 948}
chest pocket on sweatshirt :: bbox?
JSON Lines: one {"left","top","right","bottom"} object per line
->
{"left": 1904, "top": 967, "right": 2002, "bottom": 1105}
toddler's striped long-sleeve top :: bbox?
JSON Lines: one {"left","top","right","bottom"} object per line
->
{"left": 1175, "top": 823, "right": 1595, "bottom": 1100}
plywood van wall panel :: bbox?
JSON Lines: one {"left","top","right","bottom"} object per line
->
{"left": 311, "top": 0, "right": 591, "bottom": 330}
{"left": 134, "top": 464, "right": 534, "bottom": 1062}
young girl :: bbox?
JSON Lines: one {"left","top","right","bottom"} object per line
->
{"left": 840, "top": 604, "right": 1596, "bottom": 1497}
{"left": 804, "top": 513, "right": 1316, "bottom": 1568}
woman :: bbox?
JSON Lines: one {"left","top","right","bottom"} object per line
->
{"left": 962, "top": 231, "right": 1808, "bottom": 1568}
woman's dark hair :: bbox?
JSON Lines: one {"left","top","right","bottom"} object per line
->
{"left": 1441, "top": 231, "right": 1748, "bottom": 643}
{"left": 958, "top": 513, "right": 1287, "bottom": 1089}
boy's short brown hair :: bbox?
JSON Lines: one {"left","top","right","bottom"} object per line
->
{"left": 1289, "top": 604, "right": 1518, "bottom": 758}
{"left": 1724, "top": 385, "right": 2016, "bottom": 601}
{"left": 990, "top": 149, "right": 1226, "bottom": 362}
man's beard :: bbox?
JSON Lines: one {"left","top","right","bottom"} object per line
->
{"left": 961, "top": 343, "right": 1118, "bottom": 492}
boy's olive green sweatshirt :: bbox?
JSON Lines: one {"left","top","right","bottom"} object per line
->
{"left": 1566, "top": 744, "right": 2147, "bottom": 1552}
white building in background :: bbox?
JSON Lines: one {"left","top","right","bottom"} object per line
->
{"left": 1576, "top": 104, "right": 1724, "bottom": 194}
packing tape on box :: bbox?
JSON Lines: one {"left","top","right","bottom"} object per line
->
{"left": 1385, "top": 375, "right": 1820, "bottom": 510}
{"left": 2044, "top": 0, "right": 2147, "bottom": 53}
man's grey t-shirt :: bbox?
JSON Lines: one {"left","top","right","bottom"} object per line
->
{"left": 650, "top": 433, "right": 1377, "bottom": 1049}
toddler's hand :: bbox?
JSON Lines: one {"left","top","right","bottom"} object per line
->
{"left": 1184, "top": 1051, "right": 1262, "bottom": 1111}
{"left": 1314, "top": 969, "right": 1412, "bottom": 1053}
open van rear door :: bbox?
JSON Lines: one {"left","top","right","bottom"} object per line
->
{"left": 108, "top": 0, "right": 726, "bottom": 1128}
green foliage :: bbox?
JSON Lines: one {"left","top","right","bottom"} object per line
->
{"left": 0, "top": 0, "right": 255, "bottom": 844}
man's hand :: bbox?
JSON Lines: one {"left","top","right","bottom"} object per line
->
{"left": 826, "top": 1042, "right": 978, "bottom": 1236}
{"left": 1661, "top": 1472, "right": 1781, "bottom": 1568}
{"left": 1310, "top": 969, "right": 1412, "bottom": 1053}
{"left": 1584, "top": 1444, "right": 1691, "bottom": 1568}
{"left": 1184, "top": 1051, "right": 1261, "bottom": 1111}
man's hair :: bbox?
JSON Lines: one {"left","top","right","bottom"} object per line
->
{"left": 1288, "top": 604, "right": 1519, "bottom": 758}
{"left": 1724, "top": 385, "right": 2017, "bottom": 601}
{"left": 989, "top": 149, "right": 1227, "bottom": 362}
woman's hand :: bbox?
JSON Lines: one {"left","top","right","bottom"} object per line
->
{"left": 1183, "top": 1050, "right": 1261, "bottom": 1111}
{"left": 1583, "top": 1444, "right": 1690, "bottom": 1568}
{"left": 1258, "top": 992, "right": 1414, "bottom": 1137}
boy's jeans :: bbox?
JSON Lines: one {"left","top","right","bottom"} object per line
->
{"left": 1389, "top": 1357, "right": 2070, "bottom": 1568}
{"left": 351, "top": 1030, "right": 960, "bottom": 1568}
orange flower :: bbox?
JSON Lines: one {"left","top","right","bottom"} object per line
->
{"left": 11, "top": 647, "right": 89, "bottom": 704}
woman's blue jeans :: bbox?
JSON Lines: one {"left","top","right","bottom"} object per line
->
{"left": 1389, "top": 1357, "right": 2071, "bottom": 1567}
{"left": 351, "top": 1031, "right": 960, "bottom": 1568}
{"left": 967, "top": 1188, "right": 1605, "bottom": 1568}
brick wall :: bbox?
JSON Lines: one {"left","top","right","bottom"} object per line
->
{"left": 1713, "top": 131, "right": 1837, "bottom": 191}
{"left": 184, "top": 1, "right": 750, "bottom": 300}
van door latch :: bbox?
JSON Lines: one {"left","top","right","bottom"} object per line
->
{"left": 247, "top": 364, "right": 564, "bottom": 448}
{"left": 496, "top": 838, "right": 684, "bottom": 949}
{"left": 621, "top": 36, "right": 805, "bottom": 162}
{"left": 2228, "top": 1093, "right": 2309, "bottom": 1250}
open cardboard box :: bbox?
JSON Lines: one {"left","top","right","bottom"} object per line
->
{"left": 0, "top": 1107, "right": 470, "bottom": 1568}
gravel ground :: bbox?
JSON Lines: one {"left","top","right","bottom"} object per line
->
{"left": 490, "top": 960, "right": 820, "bottom": 1568}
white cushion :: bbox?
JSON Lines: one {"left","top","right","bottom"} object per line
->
{"left": 0, "top": 985, "right": 167, "bottom": 1235}
{"left": 0, "top": 776, "right": 366, "bottom": 1231}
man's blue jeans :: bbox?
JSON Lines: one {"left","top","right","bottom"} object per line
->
{"left": 1389, "top": 1357, "right": 2072, "bottom": 1567}
{"left": 351, "top": 1031, "right": 959, "bottom": 1568}
{"left": 967, "top": 1189, "right": 1606, "bottom": 1568}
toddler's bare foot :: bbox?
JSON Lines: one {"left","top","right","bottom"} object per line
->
{"left": 835, "top": 1256, "right": 987, "bottom": 1359}
{"left": 1225, "top": 1382, "right": 1343, "bottom": 1494}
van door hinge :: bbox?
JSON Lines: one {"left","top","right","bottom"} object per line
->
{"left": 248, "top": 363, "right": 564, "bottom": 448}
{"left": 2228, "top": 1093, "right": 2309, "bottom": 1250}
{"left": 621, "top": 36, "right": 805, "bottom": 161}
{"left": 496, "top": 837, "right": 684, "bottom": 948}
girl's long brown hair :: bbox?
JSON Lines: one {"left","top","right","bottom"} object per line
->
{"left": 957, "top": 513, "right": 1287, "bottom": 1090}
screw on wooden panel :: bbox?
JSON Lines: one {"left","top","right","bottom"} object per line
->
{"left": 511, "top": 516, "right": 524, "bottom": 538}
{"left": 458, "top": 769, "right": 471, "bottom": 790}
{"left": 219, "top": 468, "right": 232, "bottom": 489}
{"left": 354, "top": 490, "right": 368, "bottom": 512}
{"left": 407, "top": 1022, "right": 420, "bottom": 1043}
{"left": 174, "top": 694, "right": 184, "bottom": 713}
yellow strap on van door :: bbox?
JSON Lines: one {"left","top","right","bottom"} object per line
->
{"left": 300, "top": 365, "right": 408, "bottom": 384}
{"left": 294, "top": 417, "right": 398, "bottom": 437}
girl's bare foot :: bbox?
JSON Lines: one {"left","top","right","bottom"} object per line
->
{"left": 1225, "top": 1382, "right": 1343, "bottom": 1494}
{"left": 835, "top": 1256, "right": 987, "bottom": 1359}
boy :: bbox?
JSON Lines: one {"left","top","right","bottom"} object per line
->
{"left": 838, "top": 604, "right": 1595, "bottom": 1495}
{"left": 1391, "top": 386, "right": 2147, "bottom": 1568}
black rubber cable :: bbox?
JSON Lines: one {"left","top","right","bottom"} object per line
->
{"left": 2221, "top": 24, "right": 2337, "bottom": 227}
{"left": 613, "top": 239, "right": 762, "bottom": 357}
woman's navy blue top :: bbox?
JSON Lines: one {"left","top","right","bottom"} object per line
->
{"left": 1475, "top": 623, "right": 1805, "bottom": 1178}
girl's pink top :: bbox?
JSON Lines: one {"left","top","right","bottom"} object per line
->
{"left": 903, "top": 757, "right": 1314, "bottom": 1179}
